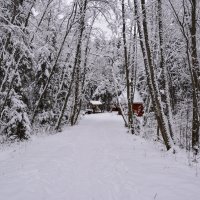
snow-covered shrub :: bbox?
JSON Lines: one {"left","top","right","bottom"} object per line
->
{"left": 2, "top": 90, "right": 31, "bottom": 141}
{"left": 37, "top": 110, "right": 55, "bottom": 126}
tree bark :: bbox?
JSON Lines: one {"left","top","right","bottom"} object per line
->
{"left": 31, "top": 2, "right": 78, "bottom": 124}
{"left": 169, "top": 0, "right": 199, "bottom": 154}
{"left": 122, "top": 0, "right": 134, "bottom": 134}
{"left": 157, "top": 0, "right": 175, "bottom": 141}
{"left": 190, "top": 0, "right": 199, "bottom": 154}
{"left": 134, "top": 0, "right": 174, "bottom": 150}
{"left": 70, "top": 0, "right": 88, "bottom": 126}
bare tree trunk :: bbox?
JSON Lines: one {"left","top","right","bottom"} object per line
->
{"left": 134, "top": 0, "right": 174, "bottom": 150}
{"left": 73, "top": 11, "right": 98, "bottom": 125}
{"left": 70, "top": 0, "right": 88, "bottom": 126}
{"left": 130, "top": 24, "right": 137, "bottom": 133}
{"left": 190, "top": 0, "right": 199, "bottom": 154}
{"left": 111, "top": 65, "right": 129, "bottom": 127}
{"left": 53, "top": 53, "right": 72, "bottom": 111}
{"left": 169, "top": 0, "right": 199, "bottom": 154}
{"left": 122, "top": 0, "right": 134, "bottom": 134}
{"left": 157, "top": 0, "right": 175, "bottom": 141}
{"left": 55, "top": 63, "right": 76, "bottom": 131}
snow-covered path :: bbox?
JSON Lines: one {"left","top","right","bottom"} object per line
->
{"left": 0, "top": 113, "right": 200, "bottom": 200}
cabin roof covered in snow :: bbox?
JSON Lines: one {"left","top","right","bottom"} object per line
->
{"left": 90, "top": 100, "right": 103, "bottom": 105}
{"left": 119, "top": 89, "right": 143, "bottom": 103}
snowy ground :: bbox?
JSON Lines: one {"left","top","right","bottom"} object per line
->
{"left": 0, "top": 113, "right": 200, "bottom": 200}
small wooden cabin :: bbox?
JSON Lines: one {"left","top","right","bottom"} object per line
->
{"left": 132, "top": 103, "right": 144, "bottom": 117}
{"left": 89, "top": 100, "right": 103, "bottom": 113}
{"left": 118, "top": 89, "right": 144, "bottom": 117}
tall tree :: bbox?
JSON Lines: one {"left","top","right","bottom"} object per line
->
{"left": 190, "top": 0, "right": 199, "bottom": 154}
{"left": 169, "top": 0, "right": 199, "bottom": 154}
{"left": 121, "top": 0, "right": 134, "bottom": 133}
{"left": 157, "top": 0, "right": 175, "bottom": 141}
{"left": 133, "top": 0, "right": 174, "bottom": 150}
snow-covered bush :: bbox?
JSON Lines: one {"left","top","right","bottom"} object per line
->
{"left": 2, "top": 90, "right": 31, "bottom": 141}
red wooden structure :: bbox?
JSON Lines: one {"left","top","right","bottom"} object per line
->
{"left": 132, "top": 103, "right": 144, "bottom": 117}
{"left": 115, "top": 89, "right": 144, "bottom": 117}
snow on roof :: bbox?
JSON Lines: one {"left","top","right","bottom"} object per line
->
{"left": 90, "top": 100, "right": 103, "bottom": 105}
{"left": 119, "top": 89, "right": 143, "bottom": 103}
{"left": 133, "top": 89, "right": 143, "bottom": 103}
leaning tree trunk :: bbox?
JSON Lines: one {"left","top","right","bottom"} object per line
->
{"left": 73, "top": 11, "right": 98, "bottom": 125}
{"left": 31, "top": 2, "right": 78, "bottom": 124}
{"left": 70, "top": 0, "right": 88, "bottom": 126}
{"left": 55, "top": 62, "right": 77, "bottom": 131}
{"left": 134, "top": 0, "right": 174, "bottom": 150}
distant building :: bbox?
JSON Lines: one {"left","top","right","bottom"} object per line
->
{"left": 117, "top": 89, "right": 144, "bottom": 117}
{"left": 88, "top": 100, "right": 103, "bottom": 113}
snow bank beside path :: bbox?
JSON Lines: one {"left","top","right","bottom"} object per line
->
{"left": 0, "top": 113, "right": 200, "bottom": 200}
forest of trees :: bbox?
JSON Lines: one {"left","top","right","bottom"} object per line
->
{"left": 0, "top": 0, "right": 199, "bottom": 155}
